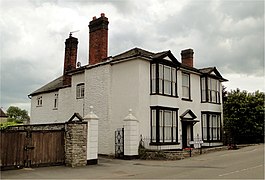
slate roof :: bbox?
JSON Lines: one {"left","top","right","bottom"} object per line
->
{"left": 29, "top": 76, "right": 64, "bottom": 96}
{"left": 0, "top": 108, "right": 8, "bottom": 117}
{"left": 199, "top": 67, "right": 228, "bottom": 81}
{"left": 29, "top": 47, "right": 227, "bottom": 96}
{"left": 111, "top": 47, "right": 155, "bottom": 61}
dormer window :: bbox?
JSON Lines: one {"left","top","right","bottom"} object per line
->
{"left": 76, "top": 83, "right": 85, "bottom": 99}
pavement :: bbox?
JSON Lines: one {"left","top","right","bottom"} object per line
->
{"left": 1, "top": 144, "right": 264, "bottom": 179}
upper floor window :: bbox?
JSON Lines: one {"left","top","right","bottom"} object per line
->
{"left": 182, "top": 73, "right": 191, "bottom": 100}
{"left": 76, "top": 83, "right": 84, "bottom": 99}
{"left": 37, "top": 96, "right": 42, "bottom": 107}
{"left": 151, "top": 63, "right": 177, "bottom": 96}
{"left": 54, "top": 93, "right": 58, "bottom": 109}
{"left": 201, "top": 77, "right": 220, "bottom": 103}
{"left": 151, "top": 107, "right": 178, "bottom": 144}
{"left": 202, "top": 112, "right": 221, "bottom": 141}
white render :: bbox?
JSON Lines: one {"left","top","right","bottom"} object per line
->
{"left": 123, "top": 110, "right": 140, "bottom": 156}
{"left": 30, "top": 50, "right": 226, "bottom": 155}
{"left": 84, "top": 106, "right": 99, "bottom": 161}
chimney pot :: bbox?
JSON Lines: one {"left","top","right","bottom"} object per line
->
{"left": 181, "top": 48, "right": 194, "bottom": 67}
{"left": 101, "top": 13, "right": 105, "bottom": 17}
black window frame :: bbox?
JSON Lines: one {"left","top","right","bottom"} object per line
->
{"left": 201, "top": 111, "right": 222, "bottom": 142}
{"left": 181, "top": 72, "right": 191, "bottom": 101}
{"left": 201, "top": 76, "right": 221, "bottom": 104}
{"left": 150, "top": 62, "right": 178, "bottom": 97}
{"left": 150, "top": 106, "right": 179, "bottom": 145}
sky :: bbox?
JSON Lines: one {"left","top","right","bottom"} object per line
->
{"left": 0, "top": 0, "right": 264, "bottom": 114}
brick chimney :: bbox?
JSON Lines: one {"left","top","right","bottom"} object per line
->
{"left": 181, "top": 49, "right": 194, "bottom": 67}
{"left": 88, "top": 13, "right": 109, "bottom": 65}
{"left": 63, "top": 33, "right": 78, "bottom": 86}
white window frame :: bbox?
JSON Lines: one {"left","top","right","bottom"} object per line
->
{"left": 53, "top": 93, "right": 58, "bottom": 109}
{"left": 76, "top": 83, "right": 85, "bottom": 99}
{"left": 37, "top": 96, "right": 42, "bottom": 107}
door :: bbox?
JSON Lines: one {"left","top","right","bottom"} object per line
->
{"left": 182, "top": 123, "right": 194, "bottom": 148}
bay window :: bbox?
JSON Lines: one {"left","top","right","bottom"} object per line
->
{"left": 151, "top": 107, "right": 178, "bottom": 144}
{"left": 201, "top": 77, "right": 220, "bottom": 103}
{"left": 151, "top": 63, "right": 177, "bottom": 97}
{"left": 201, "top": 112, "right": 221, "bottom": 141}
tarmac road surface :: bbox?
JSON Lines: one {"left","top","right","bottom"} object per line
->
{"left": 1, "top": 144, "right": 264, "bottom": 179}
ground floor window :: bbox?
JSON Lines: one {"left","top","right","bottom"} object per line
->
{"left": 202, "top": 112, "right": 222, "bottom": 141}
{"left": 151, "top": 106, "right": 178, "bottom": 144}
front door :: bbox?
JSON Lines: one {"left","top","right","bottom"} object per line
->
{"left": 182, "top": 123, "right": 194, "bottom": 148}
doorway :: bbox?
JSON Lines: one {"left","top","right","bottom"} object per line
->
{"left": 182, "top": 122, "right": 194, "bottom": 148}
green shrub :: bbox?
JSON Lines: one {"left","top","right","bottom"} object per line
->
{"left": 0, "top": 121, "right": 22, "bottom": 130}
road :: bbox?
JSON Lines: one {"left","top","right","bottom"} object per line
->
{"left": 1, "top": 144, "right": 264, "bottom": 179}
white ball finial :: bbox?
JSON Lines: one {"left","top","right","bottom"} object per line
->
{"left": 89, "top": 106, "right": 94, "bottom": 113}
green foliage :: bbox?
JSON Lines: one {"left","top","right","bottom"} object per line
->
{"left": 0, "top": 121, "right": 21, "bottom": 130}
{"left": 223, "top": 89, "right": 264, "bottom": 144}
{"left": 6, "top": 106, "right": 30, "bottom": 123}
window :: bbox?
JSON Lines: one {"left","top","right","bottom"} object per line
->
{"left": 151, "top": 107, "right": 178, "bottom": 144}
{"left": 151, "top": 63, "right": 177, "bottom": 96}
{"left": 54, "top": 93, "right": 58, "bottom": 109}
{"left": 76, "top": 83, "right": 84, "bottom": 99}
{"left": 37, "top": 96, "right": 42, "bottom": 107}
{"left": 201, "top": 77, "right": 206, "bottom": 102}
{"left": 182, "top": 73, "right": 190, "bottom": 100}
{"left": 201, "top": 112, "right": 221, "bottom": 141}
{"left": 201, "top": 77, "right": 220, "bottom": 103}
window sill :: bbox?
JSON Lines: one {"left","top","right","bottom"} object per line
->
{"left": 149, "top": 142, "right": 180, "bottom": 146}
{"left": 150, "top": 93, "right": 179, "bottom": 98}
{"left": 36, "top": 105, "right": 42, "bottom": 107}
{"left": 76, "top": 97, "right": 84, "bottom": 99}
{"left": 202, "top": 140, "right": 222, "bottom": 143}
{"left": 181, "top": 98, "right": 192, "bottom": 102}
{"left": 53, "top": 108, "right": 58, "bottom": 110}
{"left": 201, "top": 101, "right": 221, "bottom": 105}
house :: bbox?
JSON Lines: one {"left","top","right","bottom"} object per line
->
{"left": 29, "top": 13, "right": 228, "bottom": 155}
{"left": 0, "top": 108, "right": 8, "bottom": 123}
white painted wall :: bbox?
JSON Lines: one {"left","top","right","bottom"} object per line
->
{"left": 72, "top": 73, "right": 85, "bottom": 117}
{"left": 30, "top": 91, "right": 59, "bottom": 124}
{"left": 30, "top": 58, "right": 224, "bottom": 153}
{"left": 84, "top": 64, "right": 112, "bottom": 155}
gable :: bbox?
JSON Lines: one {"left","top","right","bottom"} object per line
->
{"left": 199, "top": 67, "right": 228, "bottom": 82}
{"left": 151, "top": 50, "right": 181, "bottom": 65}
{"left": 180, "top": 109, "right": 197, "bottom": 120}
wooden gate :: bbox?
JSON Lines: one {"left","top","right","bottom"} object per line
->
{"left": 0, "top": 130, "right": 65, "bottom": 170}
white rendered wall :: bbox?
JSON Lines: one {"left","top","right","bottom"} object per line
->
{"left": 30, "top": 91, "right": 59, "bottom": 124}
{"left": 71, "top": 73, "right": 85, "bottom": 117}
{"left": 84, "top": 64, "right": 111, "bottom": 155}
{"left": 110, "top": 59, "right": 151, "bottom": 154}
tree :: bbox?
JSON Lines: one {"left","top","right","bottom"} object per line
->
{"left": 223, "top": 89, "right": 264, "bottom": 144}
{"left": 6, "top": 106, "right": 30, "bottom": 123}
